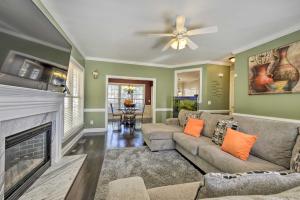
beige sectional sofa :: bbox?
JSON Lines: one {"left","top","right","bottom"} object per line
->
{"left": 142, "top": 110, "right": 300, "bottom": 173}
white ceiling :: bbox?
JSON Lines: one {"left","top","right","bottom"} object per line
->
{"left": 42, "top": 0, "right": 300, "bottom": 67}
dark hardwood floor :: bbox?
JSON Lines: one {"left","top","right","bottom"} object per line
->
{"left": 66, "top": 123, "right": 145, "bottom": 200}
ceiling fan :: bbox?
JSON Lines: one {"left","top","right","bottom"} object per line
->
{"left": 146, "top": 15, "right": 218, "bottom": 51}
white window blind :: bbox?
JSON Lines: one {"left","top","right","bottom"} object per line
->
{"left": 64, "top": 60, "right": 84, "bottom": 137}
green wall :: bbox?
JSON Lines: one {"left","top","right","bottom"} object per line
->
{"left": 175, "top": 64, "right": 230, "bottom": 110}
{"left": 84, "top": 60, "right": 174, "bottom": 128}
{"left": 234, "top": 30, "right": 300, "bottom": 120}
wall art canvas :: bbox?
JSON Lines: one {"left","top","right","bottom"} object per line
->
{"left": 248, "top": 41, "right": 300, "bottom": 95}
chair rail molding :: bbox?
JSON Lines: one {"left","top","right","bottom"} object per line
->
{"left": 233, "top": 113, "right": 300, "bottom": 124}
{"left": 155, "top": 108, "right": 173, "bottom": 112}
{"left": 84, "top": 108, "right": 106, "bottom": 112}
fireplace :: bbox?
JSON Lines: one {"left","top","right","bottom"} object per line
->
{"left": 4, "top": 123, "right": 52, "bottom": 200}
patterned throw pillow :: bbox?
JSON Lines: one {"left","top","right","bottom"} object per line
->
{"left": 196, "top": 171, "right": 300, "bottom": 199}
{"left": 184, "top": 112, "right": 201, "bottom": 127}
{"left": 291, "top": 151, "right": 300, "bottom": 172}
{"left": 212, "top": 119, "right": 239, "bottom": 145}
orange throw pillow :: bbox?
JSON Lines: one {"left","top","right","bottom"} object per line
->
{"left": 184, "top": 118, "right": 204, "bottom": 137}
{"left": 221, "top": 128, "right": 257, "bottom": 161}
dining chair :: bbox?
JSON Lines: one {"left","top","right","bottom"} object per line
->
{"left": 110, "top": 103, "right": 123, "bottom": 130}
{"left": 136, "top": 104, "right": 145, "bottom": 124}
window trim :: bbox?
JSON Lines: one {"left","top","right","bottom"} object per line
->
{"left": 63, "top": 57, "right": 84, "bottom": 142}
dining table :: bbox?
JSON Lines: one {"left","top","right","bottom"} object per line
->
{"left": 117, "top": 107, "right": 140, "bottom": 133}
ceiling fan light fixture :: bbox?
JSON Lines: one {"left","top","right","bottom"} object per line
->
{"left": 171, "top": 38, "right": 187, "bottom": 50}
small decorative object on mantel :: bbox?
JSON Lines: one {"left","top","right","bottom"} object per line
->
{"left": 248, "top": 40, "right": 300, "bottom": 95}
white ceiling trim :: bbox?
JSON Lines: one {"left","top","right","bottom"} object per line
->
{"left": 86, "top": 56, "right": 229, "bottom": 68}
{"left": 38, "top": 0, "right": 86, "bottom": 57}
{"left": 86, "top": 56, "right": 172, "bottom": 68}
{"left": 232, "top": 23, "right": 300, "bottom": 55}
{"left": 171, "top": 60, "right": 230, "bottom": 68}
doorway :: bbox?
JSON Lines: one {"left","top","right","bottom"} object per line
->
{"left": 174, "top": 68, "right": 203, "bottom": 103}
{"left": 105, "top": 75, "right": 156, "bottom": 130}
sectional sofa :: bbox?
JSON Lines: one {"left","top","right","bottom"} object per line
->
{"left": 107, "top": 110, "right": 300, "bottom": 199}
{"left": 142, "top": 110, "right": 300, "bottom": 173}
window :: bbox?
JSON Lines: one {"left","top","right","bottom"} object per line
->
{"left": 64, "top": 60, "right": 84, "bottom": 137}
{"left": 107, "top": 83, "right": 145, "bottom": 112}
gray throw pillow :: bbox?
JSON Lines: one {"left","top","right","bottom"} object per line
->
{"left": 196, "top": 171, "right": 300, "bottom": 199}
{"left": 212, "top": 119, "right": 239, "bottom": 145}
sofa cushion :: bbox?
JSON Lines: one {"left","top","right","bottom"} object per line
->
{"left": 233, "top": 115, "right": 300, "bottom": 169}
{"left": 173, "top": 133, "right": 212, "bottom": 155}
{"left": 198, "top": 185, "right": 300, "bottom": 200}
{"left": 200, "top": 112, "right": 232, "bottom": 138}
{"left": 107, "top": 177, "right": 150, "bottom": 200}
{"left": 147, "top": 181, "right": 200, "bottom": 200}
{"left": 142, "top": 123, "right": 182, "bottom": 140}
{"left": 198, "top": 142, "right": 286, "bottom": 173}
{"left": 197, "top": 171, "right": 300, "bottom": 199}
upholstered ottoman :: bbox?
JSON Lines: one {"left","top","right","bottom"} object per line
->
{"left": 141, "top": 123, "right": 182, "bottom": 151}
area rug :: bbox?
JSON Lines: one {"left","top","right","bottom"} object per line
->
{"left": 94, "top": 146, "right": 203, "bottom": 200}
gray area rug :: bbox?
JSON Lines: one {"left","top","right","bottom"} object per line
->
{"left": 94, "top": 146, "right": 203, "bottom": 200}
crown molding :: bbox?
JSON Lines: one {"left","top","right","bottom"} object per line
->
{"left": 171, "top": 60, "right": 230, "bottom": 68}
{"left": 37, "top": 0, "right": 86, "bottom": 58}
{"left": 85, "top": 56, "right": 172, "bottom": 68}
{"left": 0, "top": 28, "right": 70, "bottom": 53}
{"left": 232, "top": 23, "right": 300, "bottom": 55}
{"left": 86, "top": 56, "right": 229, "bottom": 68}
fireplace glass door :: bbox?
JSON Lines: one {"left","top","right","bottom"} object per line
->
{"left": 5, "top": 123, "right": 51, "bottom": 200}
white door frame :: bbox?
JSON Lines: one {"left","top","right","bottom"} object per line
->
{"left": 174, "top": 67, "right": 203, "bottom": 103}
{"left": 105, "top": 75, "right": 156, "bottom": 129}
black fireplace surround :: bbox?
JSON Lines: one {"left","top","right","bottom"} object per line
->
{"left": 4, "top": 123, "right": 52, "bottom": 200}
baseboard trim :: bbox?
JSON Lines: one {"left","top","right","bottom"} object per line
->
{"left": 62, "top": 129, "right": 84, "bottom": 155}
{"left": 200, "top": 110, "right": 230, "bottom": 114}
{"left": 83, "top": 128, "right": 107, "bottom": 133}
{"left": 233, "top": 113, "right": 300, "bottom": 124}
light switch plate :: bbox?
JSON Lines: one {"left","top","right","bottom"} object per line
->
{"left": 208, "top": 101, "right": 212, "bottom": 105}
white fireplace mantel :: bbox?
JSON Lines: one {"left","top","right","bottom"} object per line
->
{"left": 0, "top": 84, "right": 65, "bottom": 200}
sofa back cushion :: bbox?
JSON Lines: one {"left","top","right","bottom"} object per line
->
{"left": 178, "top": 109, "right": 201, "bottom": 127}
{"left": 233, "top": 115, "right": 300, "bottom": 169}
{"left": 200, "top": 112, "right": 232, "bottom": 138}
{"left": 197, "top": 171, "right": 300, "bottom": 199}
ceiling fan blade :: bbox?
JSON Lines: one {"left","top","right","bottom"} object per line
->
{"left": 176, "top": 15, "right": 186, "bottom": 32}
{"left": 186, "top": 26, "right": 218, "bottom": 36}
{"left": 162, "top": 38, "right": 176, "bottom": 52}
{"left": 146, "top": 33, "right": 174, "bottom": 37}
{"left": 185, "top": 37, "right": 198, "bottom": 50}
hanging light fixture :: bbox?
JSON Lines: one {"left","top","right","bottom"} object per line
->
{"left": 171, "top": 38, "right": 187, "bottom": 50}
